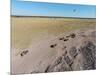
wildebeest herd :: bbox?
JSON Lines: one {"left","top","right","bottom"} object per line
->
{"left": 20, "top": 33, "right": 76, "bottom": 57}
{"left": 50, "top": 33, "right": 76, "bottom": 48}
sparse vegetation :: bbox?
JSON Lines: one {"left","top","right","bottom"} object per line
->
{"left": 11, "top": 16, "right": 95, "bottom": 50}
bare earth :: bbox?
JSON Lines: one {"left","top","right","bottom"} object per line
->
{"left": 11, "top": 17, "right": 96, "bottom": 74}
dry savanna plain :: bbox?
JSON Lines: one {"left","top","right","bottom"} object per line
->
{"left": 11, "top": 16, "right": 96, "bottom": 74}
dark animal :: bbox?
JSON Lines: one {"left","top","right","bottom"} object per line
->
{"left": 20, "top": 50, "right": 29, "bottom": 57}
{"left": 59, "top": 37, "right": 64, "bottom": 40}
{"left": 63, "top": 39, "right": 68, "bottom": 41}
{"left": 70, "top": 33, "right": 76, "bottom": 38}
{"left": 50, "top": 44, "right": 57, "bottom": 48}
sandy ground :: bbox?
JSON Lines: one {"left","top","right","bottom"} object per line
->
{"left": 11, "top": 17, "right": 96, "bottom": 74}
{"left": 11, "top": 29, "right": 96, "bottom": 74}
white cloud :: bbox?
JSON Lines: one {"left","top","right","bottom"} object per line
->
{"left": 19, "top": 0, "right": 96, "bottom": 5}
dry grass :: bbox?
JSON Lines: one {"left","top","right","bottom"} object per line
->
{"left": 11, "top": 17, "right": 96, "bottom": 50}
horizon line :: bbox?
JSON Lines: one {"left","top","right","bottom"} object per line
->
{"left": 11, "top": 15, "right": 96, "bottom": 19}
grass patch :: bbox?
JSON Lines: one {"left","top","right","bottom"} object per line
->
{"left": 11, "top": 17, "right": 96, "bottom": 49}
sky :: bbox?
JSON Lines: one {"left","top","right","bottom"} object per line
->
{"left": 11, "top": 0, "right": 96, "bottom": 18}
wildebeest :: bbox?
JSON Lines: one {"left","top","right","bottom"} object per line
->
{"left": 59, "top": 37, "right": 64, "bottom": 40}
{"left": 50, "top": 44, "right": 57, "bottom": 48}
{"left": 70, "top": 33, "right": 76, "bottom": 38}
{"left": 63, "top": 39, "right": 68, "bottom": 41}
{"left": 20, "top": 50, "right": 29, "bottom": 57}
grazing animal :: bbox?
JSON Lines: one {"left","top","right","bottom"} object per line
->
{"left": 50, "top": 44, "right": 57, "bottom": 48}
{"left": 70, "top": 33, "right": 76, "bottom": 38}
{"left": 59, "top": 37, "right": 64, "bottom": 40}
{"left": 63, "top": 39, "right": 68, "bottom": 41}
{"left": 20, "top": 53, "right": 23, "bottom": 56}
{"left": 20, "top": 50, "right": 29, "bottom": 57}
